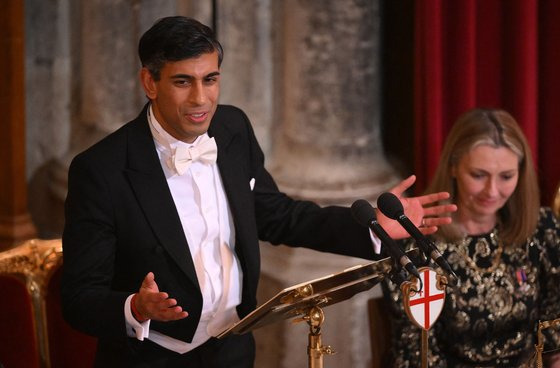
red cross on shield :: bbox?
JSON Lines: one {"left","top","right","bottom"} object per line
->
{"left": 401, "top": 267, "right": 446, "bottom": 331}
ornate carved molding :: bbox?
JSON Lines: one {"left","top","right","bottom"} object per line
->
{"left": 0, "top": 238, "right": 63, "bottom": 368}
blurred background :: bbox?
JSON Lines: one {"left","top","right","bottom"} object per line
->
{"left": 1, "top": 0, "right": 559, "bottom": 367}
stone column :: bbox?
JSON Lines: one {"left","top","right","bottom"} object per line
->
{"left": 216, "top": 0, "right": 275, "bottom": 154}
{"left": 272, "top": 0, "right": 395, "bottom": 203}
{"left": 257, "top": 1, "right": 395, "bottom": 367}
{"left": 26, "top": 0, "right": 74, "bottom": 237}
{"left": 0, "top": 0, "right": 37, "bottom": 249}
{"left": 49, "top": 0, "right": 212, "bottom": 213}
{"left": 46, "top": 0, "right": 142, "bottom": 237}
{"left": 78, "top": 1, "right": 140, "bottom": 134}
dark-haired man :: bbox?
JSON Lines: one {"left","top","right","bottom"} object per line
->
{"left": 61, "top": 16, "right": 455, "bottom": 367}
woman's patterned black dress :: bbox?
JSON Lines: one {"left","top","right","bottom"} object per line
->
{"left": 383, "top": 208, "right": 560, "bottom": 367}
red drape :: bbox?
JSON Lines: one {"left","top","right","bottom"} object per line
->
{"left": 0, "top": 277, "right": 39, "bottom": 368}
{"left": 414, "top": 0, "right": 560, "bottom": 205}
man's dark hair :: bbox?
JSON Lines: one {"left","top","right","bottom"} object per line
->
{"left": 138, "top": 16, "right": 223, "bottom": 80}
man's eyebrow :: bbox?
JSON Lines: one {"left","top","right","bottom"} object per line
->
{"left": 170, "top": 71, "right": 221, "bottom": 79}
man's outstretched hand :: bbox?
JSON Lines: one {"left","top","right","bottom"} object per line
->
{"left": 377, "top": 175, "right": 457, "bottom": 240}
{"left": 133, "top": 272, "right": 189, "bottom": 322}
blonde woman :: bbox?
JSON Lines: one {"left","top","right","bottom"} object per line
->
{"left": 384, "top": 108, "right": 560, "bottom": 367}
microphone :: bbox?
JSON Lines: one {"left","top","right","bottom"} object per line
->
{"left": 351, "top": 199, "right": 421, "bottom": 282}
{"left": 376, "top": 192, "right": 457, "bottom": 282}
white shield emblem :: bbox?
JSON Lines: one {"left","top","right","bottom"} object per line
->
{"left": 401, "top": 267, "right": 446, "bottom": 330}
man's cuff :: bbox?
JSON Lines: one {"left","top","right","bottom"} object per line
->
{"left": 124, "top": 294, "right": 151, "bottom": 340}
{"left": 369, "top": 229, "right": 382, "bottom": 254}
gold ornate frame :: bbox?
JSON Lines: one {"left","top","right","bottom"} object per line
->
{"left": 0, "top": 239, "right": 62, "bottom": 368}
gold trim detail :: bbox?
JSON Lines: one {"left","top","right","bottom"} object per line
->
{"left": 0, "top": 238, "right": 63, "bottom": 368}
{"left": 530, "top": 318, "right": 560, "bottom": 368}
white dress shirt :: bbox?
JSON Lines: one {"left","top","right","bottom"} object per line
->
{"left": 124, "top": 106, "right": 243, "bottom": 353}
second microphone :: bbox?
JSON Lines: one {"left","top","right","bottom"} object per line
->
{"left": 350, "top": 199, "right": 421, "bottom": 281}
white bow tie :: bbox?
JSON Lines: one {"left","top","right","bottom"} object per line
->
{"left": 169, "top": 136, "right": 218, "bottom": 175}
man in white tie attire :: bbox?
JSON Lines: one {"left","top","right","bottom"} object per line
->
{"left": 61, "top": 16, "right": 455, "bottom": 368}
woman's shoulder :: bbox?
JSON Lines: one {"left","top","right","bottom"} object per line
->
{"left": 532, "top": 207, "right": 560, "bottom": 256}
{"left": 531, "top": 207, "right": 560, "bottom": 270}
{"left": 537, "top": 207, "right": 559, "bottom": 230}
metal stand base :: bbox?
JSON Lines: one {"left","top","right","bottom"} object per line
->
{"left": 305, "top": 306, "right": 335, "bottom": 368}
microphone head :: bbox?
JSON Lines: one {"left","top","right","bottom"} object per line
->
{"left": 350, "top": 199, "right": 376, "bottom": 227}
{"left": 377, "top": 192, "right": 404, "bottom": 220}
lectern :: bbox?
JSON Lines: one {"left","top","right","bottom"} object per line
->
{"left": 218, "top": 249, "right": 419, "bottom": 368}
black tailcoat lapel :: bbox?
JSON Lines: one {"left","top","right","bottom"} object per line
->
{"left": 208, "top": 107, "right": 261, "bottom": 314}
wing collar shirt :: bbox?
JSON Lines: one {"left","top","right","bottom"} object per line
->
{"left": 123, "top": 105, "right": 243, "bottom": 353}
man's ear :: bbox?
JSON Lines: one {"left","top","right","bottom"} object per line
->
{"left": 140, "top": 68, "right": 157, "bottom": 99}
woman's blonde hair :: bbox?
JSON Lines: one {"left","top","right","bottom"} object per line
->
{"left": 426, "top": 108, "right": 540, "bottom": 246}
